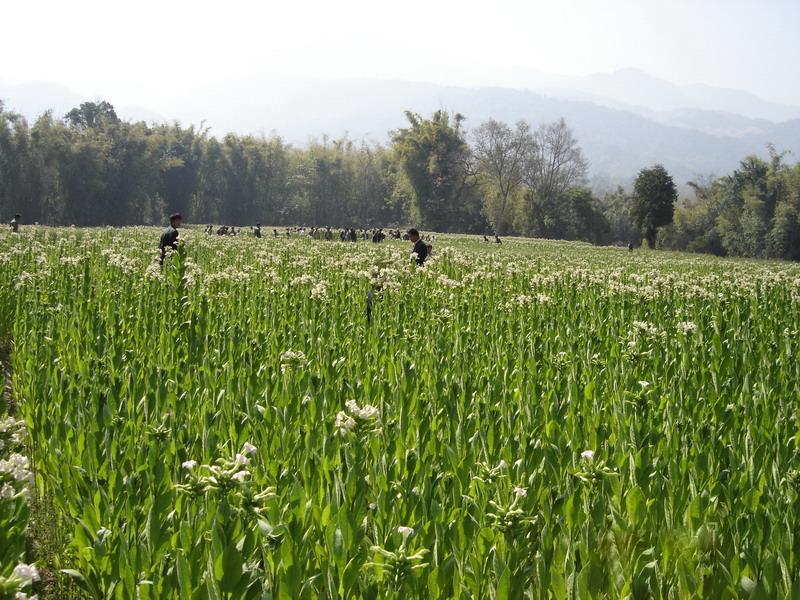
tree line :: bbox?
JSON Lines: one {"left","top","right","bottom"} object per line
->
{"left": 1, "top": 99, "right": 798, "bottom": 260}
{"left": 660, "top": 148, "right": 800, "bottom": 261}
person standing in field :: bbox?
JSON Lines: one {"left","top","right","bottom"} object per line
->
{"left": 254, "top": 223, "right": 262, "bottom": 238}
{"left": 9, "top": 213, "right": 20, "bottom": 233}
{"left": 159, "top": 213, "right": 182, "bottom": 263}
{"left": 408, "top": 228, "right": 428, "bottom": 266}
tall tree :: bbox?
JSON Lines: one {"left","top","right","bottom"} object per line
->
{"left": 631, "top": 164, "right": 677, "bottom": 249}
{"left": 599, "top": 186, "right": 640, "bottom": 245}
{"left": 472, "top": 119, "right": 533, "bottom": 234}
{"left": 768, "top": 168, "right": 800, "bottom": 261}
{"left": 391, "top": 110, "right": 481, "bottom": 232}
{"left": 64, "top": 101, "right": 119, "bottom": 130}
{"left": 524, "top": 118, "right": 588, "bottom": 203}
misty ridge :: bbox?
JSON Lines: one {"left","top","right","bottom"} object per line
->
{"left": 2, "top": 67, "right": 799, "bottom": 189}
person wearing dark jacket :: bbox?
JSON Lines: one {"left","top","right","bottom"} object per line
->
{"left": 159, "top": 213, "right": 182, "bottom": 263}
{"left": 408, "top": 228, "right": 428, "bottom": 266}
{"left": 9, "top": 213, "right": 20, "bottom": 233}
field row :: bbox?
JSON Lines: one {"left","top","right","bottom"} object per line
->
{"left": 1, "top": 228, "right": 799, "bottom": 598}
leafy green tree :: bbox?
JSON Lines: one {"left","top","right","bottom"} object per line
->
{"left": 65, "top": 101, "right": 119, "bottom": 130}
{"left": 631, "top": 165, "right": 677, "bottom": 248}
{"left": 598, "top": 186, "right": 640, "bottom": 246}
{"left": 562, "top": 188, "right": 610, "bottom": 244}
{"left": 661, "top": 177, "right": 725, "bottom": 255}
{"left": 154, "top": 124, "right": 204, "bottom": 219}
{"left": 768, "top": 163, "right": 800, "bottom": 260}
{"left": 391, "top": 110, "right": 483, "bottom": 232}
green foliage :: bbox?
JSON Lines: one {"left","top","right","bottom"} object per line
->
{"left": 0, "top": 412, "right": 33, "bottom": 597}
{"left": 598, "top": 186, "right": 640, "bottom": 246}
{"left": 391, "top": 110, "right": 485, "bottom": 232}
{"left": 0, "top": 104, "right": 409, "bottom": 229}
{"left": 2, "top": 228, "right": 800, "bottom": 597}
{"left": 631, "top": 165, "right": 677, "bottom": 249}
{"left": 663, "top": 151, "right": 800, "bottom": 261}
{"left": 523, "top": 187, "right": 609, "bottom": 243}
{"left": 64, "top": 101, "right": 119, "bottom": 130}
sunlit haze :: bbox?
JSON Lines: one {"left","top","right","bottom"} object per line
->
{"left": 3, "top": 0, "right": 800, "bottom": 105}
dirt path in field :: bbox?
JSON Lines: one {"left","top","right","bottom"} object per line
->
{"left": 0, "top": 341, "right": 82, "bottom": 599}
{"left": 1, "top": 343, "right": 16, "bottom": 415}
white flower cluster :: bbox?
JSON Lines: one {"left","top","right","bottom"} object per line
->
{"left": 310, "top": 281, "right": 328, "bottom": 301}
{"left": 279, "top": 349, "right": 308, "bottom": 374}
{"left": 100, "top": 248, "right": 140, "bottom": 273}
{"left": 436, "top": 274, "right": 461, "bottom": 288}
{"left": 291, "top": 274, "right": 314, "bottom": 286}
{"left": 144, "top": 260, "right": 162, "bottom": 281}
{"left": 345, "top": 399, "right": 379, "bottom": 420}
{"left": 335, "top": 399, "right": 381, "bottom": 437}
{"left": 203, "top": 265, "right": 253, "bottom": 286}
{"left": 13, "top": 561, "right": 40, "bottom": 577}
{"left": 0, "top": 416, "right": 27, "bottom": 450}
{"left": 59, "top": 255, "right": 83, "bottom": 266}
{"left": 334, "top": 411, "right": 356, "bottom": 434}
{"left": 180, "top": 443, "right": 259, "bottom": 487}
{"left": 14, "top": 272, "right": 34, "bottom": 290}
{"left": 182, "top": 258, "right": 202, "bottom": 288}
{"left": 397, "top": 525, "right": 414, "bottom": 539}
{"left": 676, "top": 320, "right": 698, "bottom": 334}
{"left": 368, "top": 266, "right": 401, "bottom": 292}
{"left": 0, "top": 563, "right": 40, "bottom": 600}
{"left": 0, "top": 453, "right": 34, "bottom": 486}
{"left": 631, "top": 320, "right": 660, "bottom": 337}
{"left": 1, "top": 416, "right": 33, "bottom": 502}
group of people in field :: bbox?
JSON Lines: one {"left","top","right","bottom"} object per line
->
{"left": 262, "top": 226, "right": 432, "bottom": 245}
{"left": 7, "top": 210, "right": 435, "bottom": 268}
{"left": 158, "top": 214, "right": 430, "bottom": 266}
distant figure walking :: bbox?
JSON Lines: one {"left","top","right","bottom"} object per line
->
{"left": 628, "top": 242, "right": 634, "bottom": 252}
{"left": 494, "top": 235, "right": 502, "bottom": 244}
{"left": 408, "top": 228, "right": 428, "bottom": 266}
{"left": 159, "top": 213, "right": 182, "bottom": 263}
{"left": 9, "top": 213, "right": 21, "bottom": 233}
{"left": 254, "top": 223, "right": 262, "bottom": 238}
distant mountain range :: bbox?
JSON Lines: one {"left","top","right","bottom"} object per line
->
{"left": 2, "top": 70, "right": 799, "bottom": 187}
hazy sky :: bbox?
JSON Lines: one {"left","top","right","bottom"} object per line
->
{"left": 3, "top": 0, "right": 800, "bottom": 105}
